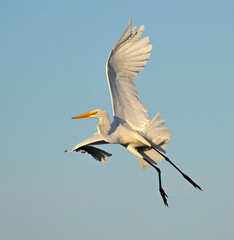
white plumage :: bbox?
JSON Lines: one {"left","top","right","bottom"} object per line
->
{"left": 69, "top": 19, "right": 170, "bottom": 165}
{"left": 66, "top": 19, "right": 202, "bottom": 206}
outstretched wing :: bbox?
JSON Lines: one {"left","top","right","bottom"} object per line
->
{"left": 78, "top": 145, "right": 112, "bottom": 163}
{"left": 106, "top": 19, "right": 152, "bottom": 131}
{"left": 66, "top": 133, "right": 111, "bottom": 162}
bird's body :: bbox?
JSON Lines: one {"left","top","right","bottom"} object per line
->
{"left": 70, "top": 108, "right": 170, "bottom": 168}
{"left": 66, "top": 19, "right": 202, "bottom": 205}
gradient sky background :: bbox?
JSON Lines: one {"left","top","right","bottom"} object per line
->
{"left": 1, "top": 0, "right": 234, "bottom": 239}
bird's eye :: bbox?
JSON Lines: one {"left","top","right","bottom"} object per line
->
{"left": 92, "top": 111, "right": 98, "bottom": 115}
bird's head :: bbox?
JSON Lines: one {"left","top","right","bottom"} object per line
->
{"left": 72, "top": 109, "right": 108, "bottom": 120}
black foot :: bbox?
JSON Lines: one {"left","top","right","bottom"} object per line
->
{"left": 142, "top": 157, "right": 169, "bottom": 207}
{"left": 160, "top": 188, "right": 169, "bottom": 207}
{"left": 160, "top": 153, "right": 202, "bottom": 191}
{"left": 183, "top": 174, "right": 202, "bottom": 191}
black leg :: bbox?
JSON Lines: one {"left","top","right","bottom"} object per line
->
{"left": 143, "top": 158, "right": 169, "bottom": 207}
{"left": 152, "top": 147, "right": 202, "bottom": 191}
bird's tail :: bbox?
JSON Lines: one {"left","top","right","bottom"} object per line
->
{"left": 138, "top": 112, "right": 171, "bottom": 169}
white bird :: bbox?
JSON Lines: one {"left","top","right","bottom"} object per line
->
{"left": 65, "top": 19, "right": 202, "bottom": 206}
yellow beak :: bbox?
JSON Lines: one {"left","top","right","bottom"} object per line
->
{"left": 72, "top": 111, "right": 96, "bottom": 119}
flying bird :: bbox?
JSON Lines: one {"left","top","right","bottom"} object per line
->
{"left": 65, "top": 19, "right": 202, "bottom": 206}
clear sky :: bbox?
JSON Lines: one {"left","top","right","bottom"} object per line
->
{"left": 1, "top": 0, "right": 233, "bottom": 239}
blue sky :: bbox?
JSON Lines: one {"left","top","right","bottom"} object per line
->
{"left": 1, "top": 0, "right": 233, "bottom": 239}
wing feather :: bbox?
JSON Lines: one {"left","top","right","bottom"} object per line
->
{"left": 78, "top": 146, "right": 112, "bottom": 163}
{"left": 106, "top": 19, "right": 152, "bottom": 130}
{"left": 69, "top": 133, "right": 108, "bottom": 152}
{"left": 65, "top": 133, "right": 111, "bottom": 162}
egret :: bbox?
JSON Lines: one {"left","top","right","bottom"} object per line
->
{"left": 65, "top": 19, "right": 202, "bottom": 206}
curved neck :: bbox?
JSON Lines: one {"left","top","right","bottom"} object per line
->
{"left": 97, "top": 113, "right": 111, "bottom": 141}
